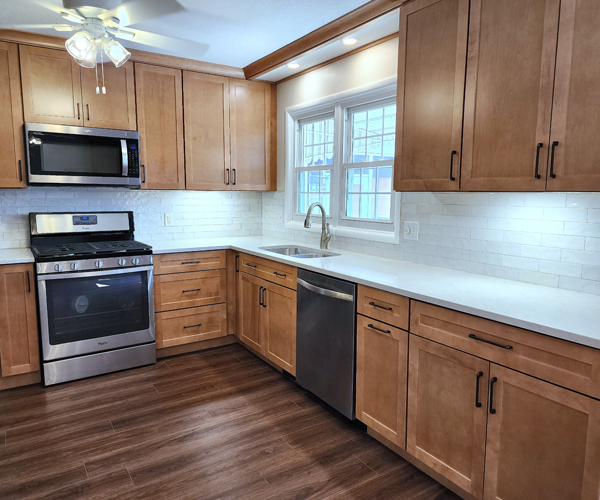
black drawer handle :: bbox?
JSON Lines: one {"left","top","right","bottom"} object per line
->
{"left": 273, "top": 271, "right": 286, "bottom": 277}
{"left": 450, "top": 150, "right": 457, "bottom": 181}
{"left": 246, "top": 263, "right": 257, "bottom": 269}
{"left": 183, "top": 323, "right": 202, "bottom": 329}
{"left": 534, "top": 143, "right": 543, "bottom": 179}
{"left": 468, "top": 334, "right": 513, "bottom": 350}
{"left": 226, "top": 168, "right": 230, "bottom": 185}
{"left": 259, "top": 286, "right": 263, "bottom": 306}
{"left": 475, "top": 371, "right": 484, "bottom": 408}
{"left": 182, "top": 288, "right": 202, "bottom": 293}
{"left": 262, "top": 288, "right": 267, "bottom": 308}
{"left": 235, "top": 254, "right": 239, "bottom": 272}
{"left": 77, "top": 103, "right": 80, "bottom": 120}
{"left": 233, "top": 168, "right": 237, "bottom": 185}
{"left": 550, "top": 141, "right": 558, "bottom": 178}
{"left": 489, "top": 377, "right": 498, "bottom": 414}
{"left": 142, "top": 165, "right": 146, "bottom": 183}
{"left": 18, "top": 160, "right": 23, "bottom": 182}
{"left": 367, "top": 323, "right": 391, "bottom": 335}
{"left": 27, "top": 270, "right": 31, "bottom": 293}
{"left": 368, "top": 301, "right": 392, "bottom": 311}
{"left": 181, "top": 261, "right": 201, "bottom": 264}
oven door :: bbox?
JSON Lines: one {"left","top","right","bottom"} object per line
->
{"left": 26, "top": 123, "right": 140, "bottom": 187}
{"left": 37, "top": 266, "right": 154, "bottom": 361}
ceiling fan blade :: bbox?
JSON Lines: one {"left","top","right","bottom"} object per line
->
{"left": 99, "top": 0, "right": 185, "bottom": 27}
{"left": 121, "top": 28, "right": 209, "bottom": 58}
{"left": 0, "top": 23, "right": 78, "bottom": 32}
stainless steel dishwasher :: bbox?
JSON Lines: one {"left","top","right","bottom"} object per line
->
{"left": 296, "top": 269, "right": 356, "bottom": 419}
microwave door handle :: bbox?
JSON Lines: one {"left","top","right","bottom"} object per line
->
{"left": 121, "top": 139, "right": 128, "bottom": 177}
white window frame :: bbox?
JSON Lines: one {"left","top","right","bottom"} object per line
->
{"left": 284, "top": 77, "right": 400, "bottom": 244}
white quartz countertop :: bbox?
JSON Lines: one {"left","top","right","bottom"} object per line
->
{"left": 3, "top": 236, "right": 599, "bottom": 349}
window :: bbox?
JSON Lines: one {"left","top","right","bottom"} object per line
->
{"left": 286, "top": 81, "right": 400, "bottom": 242}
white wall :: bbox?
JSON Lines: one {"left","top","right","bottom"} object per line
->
{"left": 264, "top": 38, "right": 600, "bottom": 296}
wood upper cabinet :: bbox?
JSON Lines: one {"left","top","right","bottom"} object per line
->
{"left": 230, "top": 80, "right": 276, "bottom": 191}
{"left": 237, "top": 271, "right": 263, "bottom": 351}
{"left": 135, "top": 63, "right": 185, "bottom": 190}
{"left": 483, "top": 364, "right": 600, "bottom": 500}
{"left": 0, "top": 264, "right": 39, "bottom": 377}
{"left": 262, "top": 280, "right": 296, "bottom": 376}
{"left": 394, "top": 0, "right": 469, "bottom": 192}
{"left": 461, "top": 0, "right": 561, "bottom": 191}
{"left": 20, "top": 45, "right": 83, "bottom": 126}
{"left": 80, "top": 62, "right": 136, "bottom": 130}
{"left": 0, "top": 42, "right": 26, "bottom": 188}
{"left": 184, "top": 71, "right": 230, "bottom": 190}
{"left": 356, "top": 315, "right": 408, "bottom": 448}
{"left": 547, "top": 0, "right": 600, "bottom": 191}
{"left": 407, "top": 335, "right": 489, "bottom": 499}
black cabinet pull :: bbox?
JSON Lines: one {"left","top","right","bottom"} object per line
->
{"left": 262, "top": 288, "right": 267, "bottom": 308}
{"left": 550, "top": 141, "right": 559, "bottom": 178}
{"left": 232, "top": 168, "right": 237, "bottom": 185}
{"left": 181, "top": 261, "right": 201, "bottom": 264}
{"left": 534, "top": 143, "right": 543, "bottom": 179}
{"left": 450, "top": 150, "right": 457, "bottom": 181}
{"left": 273, "top": 271, "right": 286, "bottom": 277}
{"left": 368, "top": 301, "right": 392, "bottom": 311}
{"left": 367, "top": 323, "right": 391, "bottom": 335}
{"left": 183, "top": 323, "right": 202, "bottom": 329}
{"left": 142, "top": 165, "right": 146, "bottom": 183}
{"left": 489, "top": 377, "right": 498, "bottom": 414}
{"left": 235, "top": 255, "right": 239, "bottom": 272}
{"left": 77, "top": 103, "right": 80, "bottom": 120}
{"left": 246, "top": 263, "right": 257, "bottom": 269}
{"left": 226, "top": 168, "right": 230, "bottom": 185}
{"left": 86, "top": 104, "right": 90, "bottom": 121}
{"left": 259, "top": 286, "right": 264, "bottom": 306}
{"left": 18, "top": 160, "right": 22, "bottom": 182}
{"left": 475, "top": 371, "right": 484, "bottom": 408}
{"left": 182, "top": 288, "right": 202, "bottom": 293}
{"left": 468, "top": 334, "right": 513, "bottom": 350}
{"left": 26, "top": 270, "right": 31, "bottom": 293}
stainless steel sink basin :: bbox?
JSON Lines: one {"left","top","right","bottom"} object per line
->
{"left": 259, "top": 245, "right": 340, "bottom": 258}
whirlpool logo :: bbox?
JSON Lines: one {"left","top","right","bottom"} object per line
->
{"left": 98, "top": 341, "right": 109, "bottom": 346}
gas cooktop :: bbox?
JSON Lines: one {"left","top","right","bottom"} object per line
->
{"left": 31, "top": 240, "right": 152, "bottom": 259}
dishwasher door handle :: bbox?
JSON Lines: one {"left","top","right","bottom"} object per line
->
{"left": 297, "top": 278, "right": 354, "bottom": 302}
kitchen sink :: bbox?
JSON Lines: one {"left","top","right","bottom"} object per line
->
{"left": 259, "top": 245, "right": 340, "bottom": 258}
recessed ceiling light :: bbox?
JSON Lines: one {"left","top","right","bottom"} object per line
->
{"left": 287, "top": 62, "right": 300, "bottom": 69}
{"left": 342, "top": 37, "right": 358, "bottom": 46}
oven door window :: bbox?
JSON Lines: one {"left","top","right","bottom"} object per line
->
{"left": 28, "top": 132, "right": 123, "bottom": 177}
{"left": 45, "top": 272, "right": 150, "bottom": 345}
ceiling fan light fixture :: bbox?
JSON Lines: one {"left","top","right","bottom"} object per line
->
{"left": 342, "top": 37, "right": 358, "bottom": 46}
{"left": 102, "top": 38, "right": 131, "bottom": 68}
{"left": 65, "top": 31, "right": 96, "bottom": 61}
{"left": 61, "top": 11, "right": 85, "bottom": 24}
{"left": 74, "top": 53, "right": 97, "bottom": 69}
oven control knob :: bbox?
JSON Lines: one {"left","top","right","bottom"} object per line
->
{"left": 70, "top": 262, "right": 79, "bottom": 271}
{"left": 131, "top": 257, "right": 140, "bottom": 266}
{"left": 54, "top": 264, "right": 63, "bottom": 272}
{"left": 95, "top": 260, "right": 103, "bottom": 268}
{"left": 118, "top": 258, "right": 127, "bottom": 266}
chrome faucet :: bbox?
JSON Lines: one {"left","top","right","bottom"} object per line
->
{"left": 304, "top": 202, "right": 331, "bottom": 249}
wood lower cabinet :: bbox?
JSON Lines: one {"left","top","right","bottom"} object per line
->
{"left": 483, "top": 364, "right": 600, "bottom": 500}
{"left": 0, "top": 41, "right": 26, "bottom": 188}
{"left": 0, "top": 264, "right": 39, "bottom": 377}
{"left": 356, "top": 315, "right": 408, "bottom": 448}
{"left": 156, "top": 303, "right": 227, "bottom": 349}
{"left": 407, "top": 335, "right": 489, "bottom": 499}
{"left": 394, "top": 0, "right": 469, "bottom": 192}
{"left": 154, "top": 269, "right": 226, "bottom": 312}
{"left": 237, "top": 272, "right": 263, "bottom": 351}
{"left": 135, "top": 63, "right": 185, "bottom": 190}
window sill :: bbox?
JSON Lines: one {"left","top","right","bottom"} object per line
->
{"left": 285, "top": 220, "right": 399, "bottom": 245}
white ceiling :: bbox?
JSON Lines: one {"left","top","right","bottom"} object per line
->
{"left": 0, "top": 0, "right": 370, "bottom": 68}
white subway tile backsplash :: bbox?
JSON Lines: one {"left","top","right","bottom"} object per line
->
{"left": 538, "top": 260, "right": 582, "bottom": 278}
{"left": 503, "top": 231, "right": 541, "bottom": 246}
{"left": 559, "top": 276, "right": 600, "bottom": 295}
{"left": 524, "top": 193, "right": 567, "bottom": 207}
{"left": 501, "top": 255, "right": 539, "bottom": 271}
{"left": 518, "top": 270, "right": 559, "bottom": 288}
{"left": 586, "top": 238, "right": 600, "bottom": 253}
{"left": 541, "top": 234, "right": 586, "bottom": 250}
{"left": 561, "top": 249, "right": 600, "bottom": 267}
{"left": 582, "top": 266, "right": 600, "bottom": 282}
{"left": 564, "top": 222, "right": 600, "bottom": 238}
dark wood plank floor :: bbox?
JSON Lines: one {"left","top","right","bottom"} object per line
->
{"left": 0, "top": 344, "right": 460, "bottom": 499}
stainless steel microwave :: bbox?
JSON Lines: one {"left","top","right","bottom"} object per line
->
{"left": 25, "top": 123, "right": 141, "bottom": 188}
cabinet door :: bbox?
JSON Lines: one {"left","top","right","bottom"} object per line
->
{"left": 230, "top": 80, "right": 276, "bottom": 191}
{"left": 19, "top": 45, "right": 83, "bottom": 126}
{"left": 394, "top": 0, "right": 469, "bottom": 192}
{"left": 183, "top": 71, "right": 230, "bottom": 190}
{"left": 237, "top": 272, "right": 263, "bottom": 351}
{"left": 156, "top": 304, "right": 227, "bottom": 349}
{"left": 461, "top": 0, "right": 560, "bottom": 191}
{"left": 261, "top": 281, "right": 296, "bottom": 375}
{"left": 0, "top": 265, "right": 39, "bottom": 377}
{"left": 356, "top": 316, "right": 408, "bottom": 448}
{"left": 81, "top": 61, "right": 136, "bottom": 130}
{"left": 407, "top": 335, "right": 488, "bottom": 498}
{"left": 484, "top": 364, "right": 600, "bottom": 500}
{"left": 135, "top": 64, "right": 185, "bottom": 190}
{"left": 547, "top": 0, "right": 600, "bottom": 191}
{"left": 0, "top": 42, "right": 26, "bottom": 188}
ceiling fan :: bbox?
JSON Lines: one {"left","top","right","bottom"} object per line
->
{"left": 5, "top": 0, "right": 209, "bottom": 69}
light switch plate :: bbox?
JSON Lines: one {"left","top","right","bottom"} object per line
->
{"left": 403, "top": 221, "right": 419, "bottom": 241}
{"left": 164, "top": 213, "right": 173, "bottom": 226}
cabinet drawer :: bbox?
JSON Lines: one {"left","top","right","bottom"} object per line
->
{"left": 155, "top": 270, "right": 226, "bottom": 312}
{"left": 239, "top": 253, "right": 296, "bottom": 290}
{"left": 357, "top": 285, "right": 409, "bottom": 330}
{"left": 156, "top": 303, "right": 227, "bottom": 348}
{"left": 411, "top": 301, "right": 600, "bottom": 399}
{"left": 154, "top": 250, "right": 226, "bottom": 275}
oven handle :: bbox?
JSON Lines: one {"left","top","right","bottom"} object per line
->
{"left": 37, "top": 265, "right": 154, "bottom": 281}
{"left": 121, "top": 139, "right": 128, "bottom": 177}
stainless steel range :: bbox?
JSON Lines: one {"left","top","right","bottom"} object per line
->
{"left": 30, "top": 212, "right": 155, "bottom": 386}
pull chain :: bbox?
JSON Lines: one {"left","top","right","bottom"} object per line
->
{"left": 101, "top": 48, "right": 106, "bottom": 94}
{"left": 95, "top": 52, "right": 100, "bottom": 94}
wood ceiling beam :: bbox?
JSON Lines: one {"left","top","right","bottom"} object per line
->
{"left": 242, "top": 0, "right": 406, "bottom": 80}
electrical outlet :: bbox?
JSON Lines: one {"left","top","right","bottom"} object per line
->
{"left": 164, "top": 213, "right": 173, "bottom": 226}
{"left": 403, "top": 221, "right": 419, "bottom": 241}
